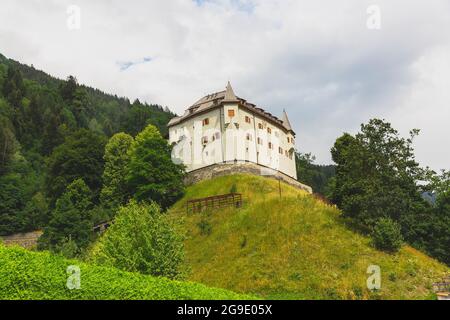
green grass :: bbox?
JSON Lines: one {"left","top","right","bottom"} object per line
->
{"left": 169, "top": 174, "right": 449, "bottom": 300}
{"left": 0, "top": 244, "right": 255, "bottom": 300}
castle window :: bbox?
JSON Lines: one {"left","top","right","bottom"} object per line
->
{"left": 267, "top": 127, "right": 272, "bottom": 134}
{"left": 291, "top": 138, "right": 295, "bottom": 144}
{"left": 228, "top": 109, "right": 235, "bottom": 117}
{"left": 245, "top": 116, "right": 251, "bottom": 124}
{"left": 202, "top": 118, "right": 209, "bottom": 126}
{"left": 268, "top": 142, "right": 273, "bottom": 149}
{"left": 285, "top": 150, "right": 288, "bottom": 157}
{"left": 246, "top": 133, "right": 252, "bottom": 141}
{"left": 279, "top": 147, "right": 283, "bottom": 154}
{"left": 257, "top": 137, "right": 263, "bottom": 145}
{"left": 287, "top": 137, "right": 290, "bottom": 143}
{"left": 289, "top": 152, "right": 293, "bottom": 160}
{"left": 258, "top": 123, "right": 263, "bottom": 130}
{"left": 202, "top": 136, "right": 208, "bottom": 144}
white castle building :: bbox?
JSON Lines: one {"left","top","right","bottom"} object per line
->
{"left": 168, "top": 82, "right": 298, "bottom": 180}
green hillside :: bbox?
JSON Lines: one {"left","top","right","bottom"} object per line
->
{"left": 169, "top": 174, "right": 449, "bottom": 300}
{"left": 0, "top": 244, "right": 254, "bottom": 300}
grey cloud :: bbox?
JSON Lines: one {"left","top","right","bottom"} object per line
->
{"left": 0, "top": 0, "right": 449, "bottom": 170}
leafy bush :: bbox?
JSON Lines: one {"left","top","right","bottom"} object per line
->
{"left": 197, "top": 219, "right": 212, "bottom": 236}
{"left": 88, "top": 200, "right": 184, "bottom": 279}
{"left": 372, "top": 218, "right": 403, "bottom": 252}
{"left": 0, "top": 244, "right": 254, "bottom": 300}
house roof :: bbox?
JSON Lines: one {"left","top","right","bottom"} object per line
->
{"left": 168, "top": 82, "right": 295, "bottom": 135}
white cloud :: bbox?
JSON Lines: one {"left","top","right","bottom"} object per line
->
{"left": 0, "top": 0, "right": 449, "bottom": 170}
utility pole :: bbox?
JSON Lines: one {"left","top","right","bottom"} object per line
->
{"left": 278, "top": 178, "right": 281, "bottom": 198}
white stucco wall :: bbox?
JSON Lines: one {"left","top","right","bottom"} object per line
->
{"left": 169, "top": 104, "right": 297, "bottom": 179}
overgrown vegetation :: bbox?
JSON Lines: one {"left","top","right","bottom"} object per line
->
{"left": 330, "top": 119, "right": 450, "bottom": 264}
{"left": 0, "top": 244, "right": 253, "bottom": 300}
{"left": 372, "top": 218, "right": 404, "bottom": 253}
{"left": 169, "top": 174, "right": 449, "bottom": 300}
{"left": 88, "top": 200, "right": 184, "bottom": 279}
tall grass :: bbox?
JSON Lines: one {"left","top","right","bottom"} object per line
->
{"left": 169, "top": 174, "right": 448, "bottom": 300}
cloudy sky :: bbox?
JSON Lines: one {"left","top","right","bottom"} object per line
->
{"left": 1, "top": 0, "right": 449, "bottom": 170}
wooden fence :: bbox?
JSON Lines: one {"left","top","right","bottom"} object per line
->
{"left": 186, "top": 193, "right": 243, "bottom": 214}
{"left": 433, "top": 275, "right": 450, "bottom": 293}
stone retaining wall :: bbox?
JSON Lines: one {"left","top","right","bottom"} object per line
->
{"left": 0, "top": 230, "right": 43, "bottom": 249}
{"left": 184, "top": 162, "right": 313, "bottom": 193}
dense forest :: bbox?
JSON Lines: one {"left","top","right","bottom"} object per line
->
{"left": 295, "top": 152, "right": 335, "bottom": 196}
{"left": 0, "top": 52, "right": 177, "bottom": 241}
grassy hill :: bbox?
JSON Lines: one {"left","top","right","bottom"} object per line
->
{"left": 0, "top": 244, "right": 254, "bottom": 300}
{"left": 169, "top": 174, "right": 449, "bottom": 300}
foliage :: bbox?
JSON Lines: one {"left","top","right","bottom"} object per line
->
{"left": 0, "top": 244, "right": 255, "bottom": 300}
{"left": 197, "top": 218, "right": 213, "bottom": 236}
{"left": 127, "top": 124, "right": 185, "bottom": 210}
{"left": 39, "top": 179, "right": 94, "bottom": 254}
{"left": 100, "top": 132, "right": 134, "bottom": 211}
{"left": 372, "top": 218, "right": 404, "bottom": 252}
{"left": 88, "top": 200, "right": 184, "bottom": 279}
{"left": 0, "top": 152, "right": 43, "bottom": 235}
{"left": 331, "top": 120, "right": 424, "bottom": 226}
{"left": 0, "top": 115, "right": 18, "bottom": 174}
{"left": 168, "top": 174, "right": 449, "bottom": 300}
{"left": 0, "top": 53, "right": 175, "bottom": 236}
{"left": 45, "top": 129, "right": 107, "bottom": 206}
{"left": 295, "top": 152, "right": 335, "bottom": 196}
{"left": 330, "top": 119, "right": 449, "bottom": 264}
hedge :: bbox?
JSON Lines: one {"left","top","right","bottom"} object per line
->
{"left": 0, "top": 245, "right": 255, "bottom": 300}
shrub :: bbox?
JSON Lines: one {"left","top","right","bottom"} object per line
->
{"left": 88, "top": 200, "right": 184, "bottom": 279}
{"left": 197, "top": 219, "right": 212, "bottom": 236}
{"left": 372, "top": 218, "right": 403, "bottom": 252}
{"left": 0, "top": 244, "right": 254, "bottom": 300}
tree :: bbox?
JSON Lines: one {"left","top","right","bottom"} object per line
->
{"left": 59, "top": 76, "right": 78, "bottom": 102}
{"left": 46, "top": 129, "right": 107, "bottom": 206}
{"left": 88, "top": 200, "right": 184, "bottom": 279}
{"left": 372, "top": 218, "right": 403, "bottom": 252}
{"left": 0, "top": 172, "right": 26, "bottom": 235}
{"left": 126, "top": 124, "right": 185, "bottom": 210}
{"left": 0, "top": 151, "right": 40, "bottom": 235}
{"left": 295, "top": 152, "right": 335, "bottom": 195}
{"left": 39, "top": 179, "right": 94, "bottom": 253}
{"left": 0, "top": 116, "right": 18, "bottom": 174}
{"left": 331, "top": 119, "right": 424, "bottom": 227}
{"left": 330, "top": 119, "right": 450, "bottom": 264}
{"left": 100, "top": 132, "right": 133, "bottom": 211}
{"left": 2, "top": 65, "right": 25, "bottom": 107}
